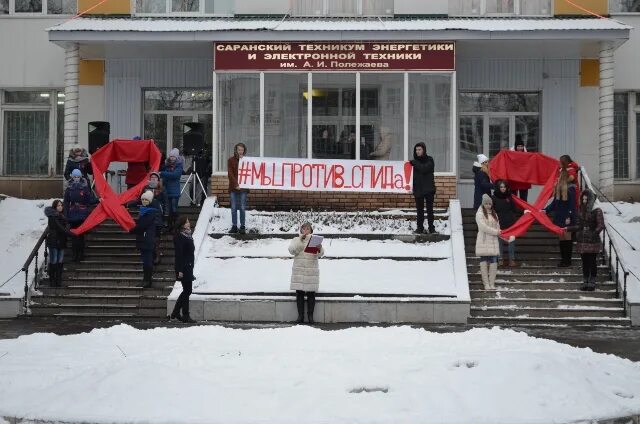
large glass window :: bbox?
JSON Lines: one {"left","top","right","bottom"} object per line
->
{"left": 217, "top": 74, "right": 260, "bottom": 171}
{"left": 1, "top": 90, "right": 65, "bottom": 176}
{"left": 2, "top": 0, "right": 75, "bottom": 13}
{"left": 135, "top": 0, "right": 232, "bottom": 14}
{"left": 459, "top": 92, "right": 540, "bottom": 178}
{"left": 293, "top": 0, "right": 393, "bottom": 16}
{"left": 450, "top": 0, "right": 550, "bottom": 15}
{"left": 409, "top": 74, "right": 451, "bottom": 171}
{"left": 614, "top": 93, "right": 630, "bottom": 179}
{"left": 1, "top": 0, "right": 8, "bottom": 13}
{"left": 309, "top": 74, "right": 356, "bottom": 159}
{"left": 610, "top": 0, "right": 640, "bottom": 12}
{"left": 143, "top": 89, "right": 213, "bottom": 157}
{"left": 264, "top": 73, "right": 308, "bottom": 159}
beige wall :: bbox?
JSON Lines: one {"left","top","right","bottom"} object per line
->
{"left": 0, "top": 18, "right": 65, "bottom": 88}
{"left": 613, "top": 15, "right": 640, "bottom": 91}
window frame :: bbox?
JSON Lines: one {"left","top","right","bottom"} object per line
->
{"left": 449, "top": 0, "right": 552, "bottom": 17}
{"left": 291, "top": 0, "right": 394, "bottom": 17}
{"left": 1, "top": 0, "right": 76, "bottom": 16}
{"left": 609, "top": 0, "right": 640, "bottom": 13}
{"left": 132, "top": 0, "right": 234, "bottom": 16}
{"left": 615, "top": 91, "right": 640, "bottom": 181}
{"left": 458, "top": 90, "right": 542, "bottom": 180}
{"left": 0, "top": 89, "right": 65, "bottom": 177}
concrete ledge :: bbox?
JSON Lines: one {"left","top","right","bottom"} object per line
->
{"left": 170, "top": 298, "right": 470, "bottom": 324}
{"left": 627, "top": 301, "right": 640, "bottom": 326}
{"left": 0, "top": 298, "right": 21, "bottom": 318}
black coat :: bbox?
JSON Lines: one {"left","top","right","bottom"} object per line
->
{"left": 492, "top": 183, "right": 517, "bottom": 230}
{"left": 567, "top": 190, "right": 604, "bottom": 254}
{"left": 473, "top": 166, "right": 493, "bottom": 210}
{"left": 410, "top": 143, "right": 435, "bottom": 197}
{"left": 130, "top": 207, "right": 158, "bottom": 250}
{"left": 45, "top": 207, "right": 70, "bottom": 249}
{"left": 174, "top": 231, "right": 195, "bottom": 283}
{"left": 545, "top": 184, "right": 577, "bottom": 227}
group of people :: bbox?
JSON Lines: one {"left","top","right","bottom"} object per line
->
{"left": 473, "top": 148, "right": 604, "bottom": 292}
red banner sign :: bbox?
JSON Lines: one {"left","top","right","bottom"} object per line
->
{"left": 214, "top": 41, "right": 455, "bottom": 71}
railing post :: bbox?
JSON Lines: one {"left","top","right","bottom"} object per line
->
{"left": 609, "top": 240, "right": 613, "bottom": 275}
{"left": 23, "top": 269, "right": 28, "bottom": 313}
{"left": 34, "top": 252, "right": 39, "bottom": 291}
{"left": 602, "top": 229, "right": 607, "bottom": 265}
{"left": 624, "top": 272, "right": 629, "bottom": 313}
{"left": 615, "top": 256, "right": 620, "bottom": 297}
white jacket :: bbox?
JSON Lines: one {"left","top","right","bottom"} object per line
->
{"left": 289, "top": 234, "right": 325, "bottom": 292}
{"left": 475, "top": 207, "right": 501, "bottom": 257}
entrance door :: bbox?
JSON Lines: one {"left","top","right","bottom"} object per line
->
{"left": 170, "top": 114, "right": 197, "bottom": 153}
{"left": 487, "top": 116, "right": 512, "bottom": 158}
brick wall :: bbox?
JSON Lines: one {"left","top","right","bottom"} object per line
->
{"left": 210, "top": 175, "right": 456, "bottom": 211}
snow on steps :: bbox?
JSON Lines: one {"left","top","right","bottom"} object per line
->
{"left": 461, "top": 208, "right": 630, "bottom": 327}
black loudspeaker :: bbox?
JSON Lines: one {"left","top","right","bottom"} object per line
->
{"left": 183, "top": 122, "right": 204, "bottom": 154}
{"left": 88, "top": 121, "right": 110, "bottom": 154}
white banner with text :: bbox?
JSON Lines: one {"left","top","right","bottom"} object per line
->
{"left": 238, "top": 157, "right": 413, "bottom": 193}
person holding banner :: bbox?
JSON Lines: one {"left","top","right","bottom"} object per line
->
{"left": 543, "top": 169, "right": 577, "bottom": 267}
{"left": 228, "top": 142, "right": 248, "bottom": 234}
{"left": 289, "top": 222, "right": 324, "bottom": 324}
{"left": 475, "top": 194, "right": 502, "bottom": 290}
{"left": 473, "top": 154, "right": 493, "bottom": 209}
{"left": 410, "top": 142, "right": 436, "bottom": 234}
{"left": 130, "top": 191, "right": 160, "bottom": 288}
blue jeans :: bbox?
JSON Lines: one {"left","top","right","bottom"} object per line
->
{"left": 230, "top": 191, "right": 248, "bottom": 227}
{"left": 479, "top": 256, "right": 498, "bottom": 264}
{"left": 167, "top": 196, "right": 179, "bottom": 216}
{"left": 48, "top": 247, "right": 64, "bottom": 264}
{"left": 499, "top": 239, "right": 516, "bottom": 261}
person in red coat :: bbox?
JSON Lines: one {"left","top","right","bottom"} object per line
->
{"left": 125, "top": 136, "right": 149, "bottom": 189}
{"left": 508, "top": 135, "right": 532, "bottom": 202}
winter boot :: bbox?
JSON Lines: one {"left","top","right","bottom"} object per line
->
{"left": 229, "top": 225, "right": 239, "bottom": 234}
{"left": 565, "top": 241, "right": 573, "bottom": 267}
{"left": 307, "top": 293, "right": 316, "bottom": 324}
{"left": 55, "top": 263, "right": 64, "bottom": 287}
{"left": 479, "top": 262, "right": 490, "bottom": 290}
{"left": 295, "top": 291, "right": 305, "bottom": 323}
{"left": 587, "top": 277, "right": 597, "bottom": 292}
{"left": 500, "top": 258, "right": 509, "bottom": 268}
{"left": 488, "top": 262, "right": 498, "bottom": 291}
{"left": 557, "top": 241, "right": 569, "bottom": 267}
{"left": 239, "top": 226, "right": 246, "bottom": 235}
{"left": 579, "top": 281, "right": 589, "bottom": 291}
{"left": 509, "top": 260, "right": 519, "bottom": 268}
{"left": 47, "top": 264, "right": 55, "bottom": 287}
{"left": 142, "top": 267, "right": 153, "bottom": 289}
{"left": 180, "top": 300, "right": 196, "bottom": 323}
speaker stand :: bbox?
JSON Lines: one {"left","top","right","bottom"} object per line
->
{"left": 180, "top": 158, "right": 207, "bottom": 207}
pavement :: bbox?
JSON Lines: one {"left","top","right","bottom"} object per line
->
{"left": 1, "top": 317, "right": 640, "bottom": 362}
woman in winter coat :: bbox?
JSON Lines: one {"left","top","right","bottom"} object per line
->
{"left": 410, "top": 142, "right": 436, "bottom": 234}
{"left": 567, "top": 189, "right": 604, "bottom": 291}
{"left": 289, "top": 222, "right": 324, "bottom": 324}
{"left": 130, "top": 191, "right": 159, "bottom": 288}
{"left": 492, "top": 180, "right": 518, "bottom": 268}
{"left": 64, "top": 169, "right": 95, "bottom": 262}
{"left": 560, "top": 154, "right": 581, "bottom": 208}
{"left": 45, "top": 200, "right": 73, "bottom": 287}
{"left": 160, "top": 148, "right": 184, "bottom": 229}
{"left": 509, "top": 136, "right": 532, "bottom": 201}
{"left": 170, "top": 215, "right": 196, "bottom": 323}
{"left": 475, "top": 194, "right": 503, "bottom": 290}
{"left": 63, "top": 147, "right": 92, "bottom": 183}
{"left": 473, "top": 154, "right": 493, "bottom": 209}
{"left": 544, "top": 168, "right": 577, "bottom": 267}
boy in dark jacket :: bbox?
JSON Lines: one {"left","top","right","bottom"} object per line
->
{"left": 130, "top": 191, "right": 159, "bottom": 288}
{"left": 492, "top": 180, "right": 518, "bottom": 267}
{"left": 63, "top": 147, "right": 92, "bottom": 183}
{"left": 45, "top": 200, "right": 74, "bottom": 287}
{"left": 64, "top": 169, "right": 96, "bottom": 261}
{"left": 410, "top": 142, "right": 436, "bottom": 234}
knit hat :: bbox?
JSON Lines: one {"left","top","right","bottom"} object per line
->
{"left": 150, "top": 172, "right": 161, "bottom": 180}
{"left": 168, "top": 148, "right": 180, "bottom": 158}
{"left": 477, "top": 154, "right": 489, "bottom": 165}
{"left": 71, "top": 169, "right": 82, "bottom": 178}
{"left": 481, "top": 194, "right": 493, "bottom": 206}
{"left": 141, "top": 190, "right": 154, "bottom": 202}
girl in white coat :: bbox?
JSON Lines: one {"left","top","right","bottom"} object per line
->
{"left": 476, "top": 194, "right": 502, "bottom": 290}
{"left": 289, "top": 222, "right": 325, "bottom": 324}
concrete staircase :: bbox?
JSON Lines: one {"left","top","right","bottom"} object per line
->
{"left": 462, "top": 208, "right": 631, "bottom": 326}
{"left": 30, "top": 207, "right": 201, "bottom": 318}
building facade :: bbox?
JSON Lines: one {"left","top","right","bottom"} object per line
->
{"left": 0, "top": 0, "right": 637, "bottom": 208}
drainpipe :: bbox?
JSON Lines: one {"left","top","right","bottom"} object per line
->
{"left": 63, "top": 43, "right": 79, "bottom": 167}
{"left": 599, "top": 40, "right": 615, "bottom": 199}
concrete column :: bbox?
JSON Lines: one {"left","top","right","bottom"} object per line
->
{"left": 599, "top": 40, "right": 615, "bottom": 198}
{"left": 64, "top": 43, "right": 80, "bottom": 158}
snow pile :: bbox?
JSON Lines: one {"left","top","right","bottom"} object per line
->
{"left": 0, "top": 197, "right": 51, "bottom": 297}
{"left": 208, "top": 208, "right": 450, "bottom": 235}
{"left": 1, "top": 325, "right": 639, "bottom": 423}
{"left": 189, "top": 208, "right": 457, "bottom": 297}
{"left": 600, "top": 202, "right": 640, "bottom": 295}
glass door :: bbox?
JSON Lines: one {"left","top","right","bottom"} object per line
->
{"left": 488, "top": 116, "right": 511, "bottom": 157}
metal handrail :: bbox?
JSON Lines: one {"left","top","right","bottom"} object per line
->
{"left": 20, "top": 228, "right": 49, "bottom": 313}
{"left": 578, "top": 168, "right": 630, "bottom": 312}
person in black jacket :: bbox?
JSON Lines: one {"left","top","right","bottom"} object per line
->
{"left": 473, "top": 154, "right": 493, "bottom": 210}
{"left": 492, "top": 180, "right": 518, "bottom": 268}
{"left": 130, "top": 190, "right": 159, "bottom": 288}
{"left": 64, "top": 169, "right": 97, "bottom": 262}
{"left": 410, "top": 142, "right": 436, "bottom": 234}
{"left": 63, "top": 147, "right": 92, "bottom": 183}
{"left": 44, "top": 200, "right": 74, "bottom": 287}
{"left": 170, "top": 215, "right": 196, "bottom": 323}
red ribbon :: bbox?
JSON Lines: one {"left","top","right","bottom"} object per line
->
{"left": 71, "top": 139, "right": 162, "bottom": 235}
{"left": 489, "top": 150, "right": 564, "bottom": 238}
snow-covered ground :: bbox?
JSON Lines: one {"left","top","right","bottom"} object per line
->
{"left": 188, "top": 207, "right": 457, "bottom": 297}
{"left": 1, "top": 324, "right": 639, "bottom": 424}
{"left": 0, "top": 197, "right": 50, "bottom": 297}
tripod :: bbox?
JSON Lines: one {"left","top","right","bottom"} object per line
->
{"left": 180, "top": 152, "right": 208, "bottom": 206}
